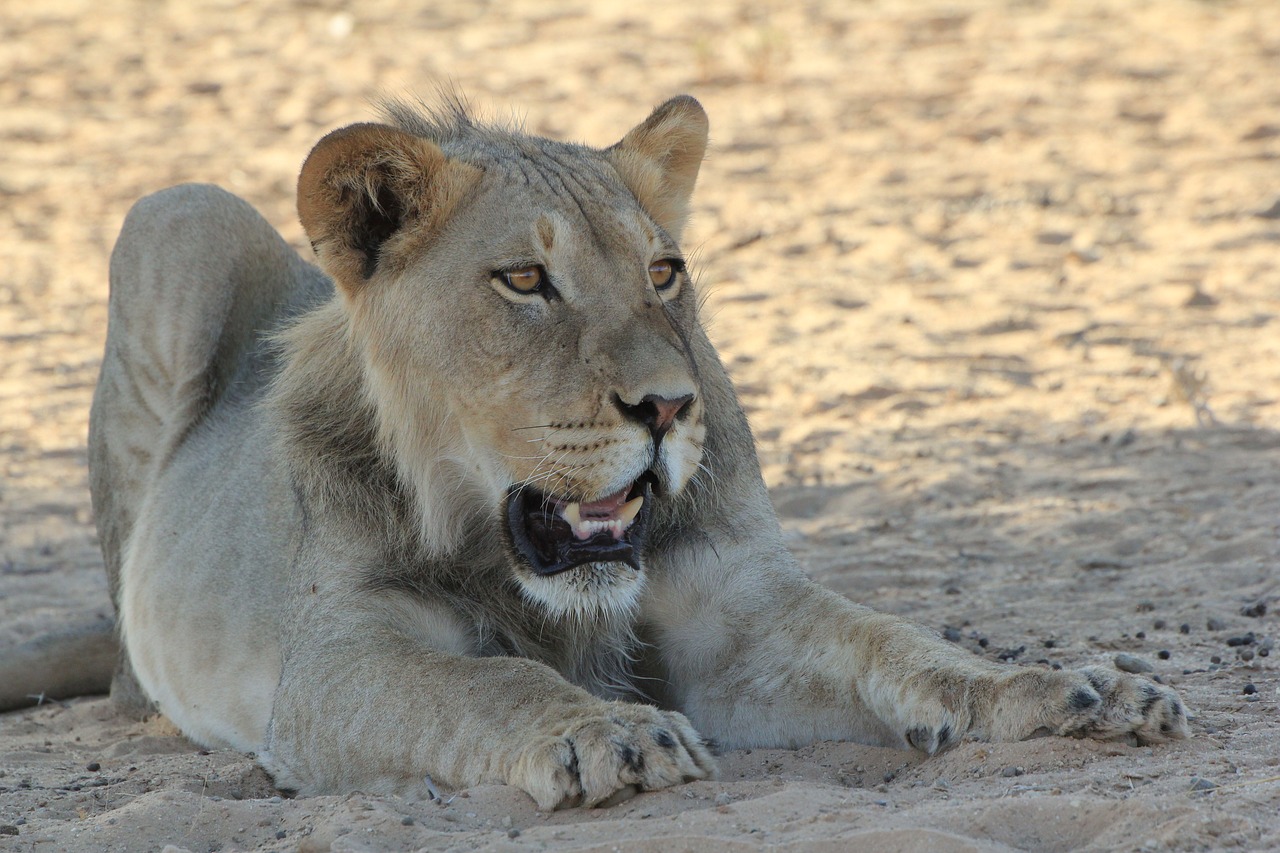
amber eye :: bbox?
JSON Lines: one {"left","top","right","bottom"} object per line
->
{"left": 499, "top": 266, "right": 545, "bottom": 294}
{"left": 649, "top": 258, "right": 683, "bottom": 291}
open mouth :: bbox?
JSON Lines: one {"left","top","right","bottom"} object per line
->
{"left": 505, "top": 473, "right": 656, "bottom": 576}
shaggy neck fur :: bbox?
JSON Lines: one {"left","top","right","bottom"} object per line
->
{"left": 268, "top": 299, "right": 489, "bottom": 557}
{"left": 267, "top": 298, "right": 644, "bottom": 699}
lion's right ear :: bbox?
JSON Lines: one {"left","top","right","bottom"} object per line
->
{"left": 297, "top": 123, "right": 480, "bottom": 292}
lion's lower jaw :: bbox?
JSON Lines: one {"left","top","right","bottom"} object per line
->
{"left": 514, "top": 560, "right": 646, "bottom": 622}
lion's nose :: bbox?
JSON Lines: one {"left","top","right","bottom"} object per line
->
{"left": 615, "top": 393, "right": 694, "bottom": 444}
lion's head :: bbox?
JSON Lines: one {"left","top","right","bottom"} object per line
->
{"left": 293, "top": 96, "right": 711, "bottom": 615}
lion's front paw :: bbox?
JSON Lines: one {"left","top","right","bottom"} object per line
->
{"left": 510, "top": 703, "right": 716, "bottom": 810}
{"left": 1070, "top": 665, "right": 1190, "bottom": 744}
{"left": 893, "top": 663, "right": 1189, "bottom": 754}
{"left": 978, "top": 665, "right": 1190, "bottom": 747}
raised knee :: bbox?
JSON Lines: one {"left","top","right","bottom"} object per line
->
{"left": 115, "top": 184, "right": 260, "bottom": 267}
{"left": 112, "top": 180, "right": 280, "bottom": 286}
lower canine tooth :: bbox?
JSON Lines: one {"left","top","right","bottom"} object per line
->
{"left": 616, "top": 495, "right": 644, "bottom": 528}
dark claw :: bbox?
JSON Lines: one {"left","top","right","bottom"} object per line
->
{"left": 564, "top": 739, "right": 581, "bottom": 782}
{"left": 616, "top": 742, "right": 644, "bottom": 773}
{"left": 1068, "top": 687, "right": 1101, "bottom": 712}
{"left": 906, "top": 725, "right": 935, "bottom": 752}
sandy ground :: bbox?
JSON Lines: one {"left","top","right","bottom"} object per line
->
{"left": 2, "top": 0, "right": 1279, "bottom": 849}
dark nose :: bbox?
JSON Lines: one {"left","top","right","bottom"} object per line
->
{"left": 616, "top": 393, "right": 694, "bottom": 443}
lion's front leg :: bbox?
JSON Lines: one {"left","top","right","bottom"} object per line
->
{"left": 840, "top": 608, "right": 1189, "bottom": 753}
{"left": 646, "top": 561, "right": 1188, "bottom": 754}
{"left": 262, "top": 600, "right": 713, "bottom": 809}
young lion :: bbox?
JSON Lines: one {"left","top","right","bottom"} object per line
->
{"left": 79, "top": 95, "right": 1185, "bottom": 808}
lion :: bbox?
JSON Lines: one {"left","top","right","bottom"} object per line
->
{"left": 1, "top": 95, "right": 1187, "bottom": 809}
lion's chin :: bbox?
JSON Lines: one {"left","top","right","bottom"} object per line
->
{"left": 504, "top": 475, "right": 654, "bottom": 577}
{"left": 511, "top": 559, "right": 646, "bottom": 620}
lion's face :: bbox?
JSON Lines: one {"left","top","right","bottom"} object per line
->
{"left": 371, "top": 167, "right": 707, "bottom": 581}
{"left": 297, "top": 98, "right": 711, "bottom": 611}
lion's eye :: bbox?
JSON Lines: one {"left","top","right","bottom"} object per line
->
{"left": 649, "top": 258, "right": 683, "bottom": 291}
{"left": 499, "top": 266, "right": 546, "bottom": 294}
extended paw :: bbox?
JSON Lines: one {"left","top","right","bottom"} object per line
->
{"left": 510, "top": 703, "right": 716, "bottom": 810}
{"left": 1073, "top": 665, "right": 1189, "bottom": 744}
{"left": 979, "top": 665, "right": 1189, "bottom": 746}
{"left": 894, "top": 662, "right": 1189, "bottom": 754}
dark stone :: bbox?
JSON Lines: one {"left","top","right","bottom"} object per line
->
{"left": 1114, "top": 653, "right": 1154, "bottom": 674}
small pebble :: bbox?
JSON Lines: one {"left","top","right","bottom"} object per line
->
{"left": 1001, "top": 766, "right": 1024, "bottom": 778}
{"left": 401, "top": 816, "right": 414, "bottom": 826}
{"left": 1189, "top": 777, "right": 1217, "bottom": 792}
{"left": 1243, "top": 683, "right": 1257, "bottom": 695}
{"left": 1207, "top": 617, "right": 1227, "bottom": 632}
{"left": 1043, "top": 639, "right": 1056, "bottom": 649}
{"left": 714, "top": 792, "right": 733, "bottom": 806}
{"left": 275, "top": 830, "right": 287, "bottom": 840}
{"left": 942, "top": 627, "right": 962, "bottom": 642}
{"left": 1179, "top": 623, "right": 1191, "bottom": 635}
{"left": 1136, "top": 601, "right": 1155, "bottom": 613}
{"left": 507, "top": 829, "right": 521, "bottom": 839}
{"left": 1114, "top": 653, "right": 1154, "bottom": 674}
{"left": 1157, "top": 650, "right": 1171, "bottom": 660}
{"left": 1153, "top": 619, "right": 1167, "bottom": 630}
{"left": 86, "top": 762, "right": 101, "bottom": 772}
{"left": 1241, "top": 601, "right": 1267, "bottom": 618}
{"left": 1239, "top": 649, "right": 1255, "bottom": 662}
{"left": 0, "top": 826, "right": 17, "bottom": 837}
{"left": 1210, "top": 655, "right": 1222, "bottom": 664}
{"left": 1260, "top": 648, "right": 1270, "bottom": 658}
{"left": 1226, "top": 633, "right": 1255, "bottom": 647}
{"left": 1135, "top": 631, "right": 1146, "bottom": 640}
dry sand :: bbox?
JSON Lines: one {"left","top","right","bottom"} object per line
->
{"left": 2, "top": 0, "right": 1278, "bottom": 850}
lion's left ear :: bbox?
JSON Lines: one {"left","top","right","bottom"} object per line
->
{"left": 606, "top": 95, "right": 709, "bottom": 242}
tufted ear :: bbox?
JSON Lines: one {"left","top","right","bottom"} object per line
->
{"left": 297, "top": 123, "right": 481, "bottom": 292}
{"left": 606, "top": 95, "right": 709, "bottom": 242}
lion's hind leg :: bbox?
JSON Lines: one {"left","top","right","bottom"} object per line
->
{"left": 90, "top": 184, "right": 326, "bottom": 712}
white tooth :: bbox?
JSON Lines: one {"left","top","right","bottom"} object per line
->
{"left": 562, "top": 502, "right": 581, "bottom": 527}
{"left": 616, "top": 496, "right": 644, "bottom": 529}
